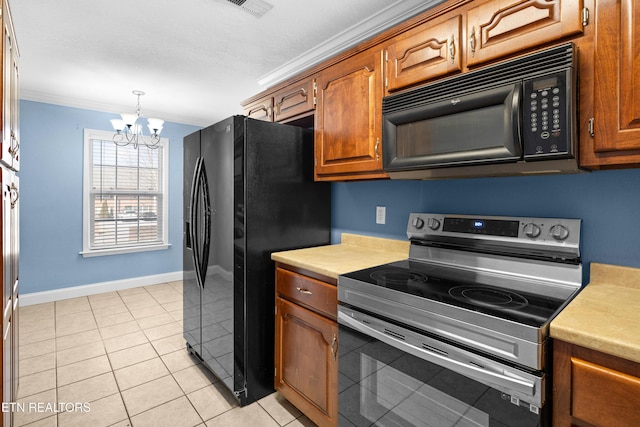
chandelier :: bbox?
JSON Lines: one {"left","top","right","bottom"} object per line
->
{"left": 110, "top": 90, "right": 164, "bottom": 149}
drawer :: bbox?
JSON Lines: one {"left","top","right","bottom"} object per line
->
{"left": 276, "top": 267, "right": 337, "bottom": 320}
{"left": 571, "top": 357, "right": 640, "bottom": 427}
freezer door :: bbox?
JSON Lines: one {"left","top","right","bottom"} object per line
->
{"left": 183, "top": 130, "right": 203, "bottom": 356}
{"left": 199, "top": 118, "right": 241, "bottom": 397}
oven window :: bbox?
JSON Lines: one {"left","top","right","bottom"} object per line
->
{"left": 338, "top": 325, "right": 544, "bottom": 427}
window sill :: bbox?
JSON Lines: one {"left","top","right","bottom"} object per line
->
{"left": 80, "top": 243, "right": 170, "bottom": 258}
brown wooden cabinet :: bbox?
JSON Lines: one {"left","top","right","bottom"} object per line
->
{"left": 273, "top": 77, "right": 316, "bottom": 123}
{"left": 1, "top": 167, "right": 18, "bottom": 427}
{"left": 465, "top": 0, "right": 584, "bottom": 67}
{"left": 1, "top": 0, "right": 18, "bottom": 171}
{"left": 274, "top": 265, "right": 338, "bottom": 427}
{"left": 578, "top": 0, "right": 640, "bottom": 168}
{"left": 241, "top": 0, "right": 600, "bottom": 181}
{"left": 243, "top": 77, "right": 316, "bottom": 124}
{"left": 314, "top": 49, "right": 386, "bottom": 181}
{"left": 243, "top": 95, "right": 273, "bottom": 122}
{"left": 0, "top": 0, "right": 19, "bottom": 423}
{"left": 385, "top": 15, "right": 462, "bottom": 93}
{"left": 553, "top": 340, "right": 640, "bottom": 426}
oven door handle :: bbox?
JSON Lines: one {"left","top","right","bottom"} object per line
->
{"left": 338, "top": 311, "right": 536, "bottom": 398}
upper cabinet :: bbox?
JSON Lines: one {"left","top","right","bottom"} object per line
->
{"left": 314, "top": 49, "right": 386, "bottom": 181}
{"left": 1, "top": 0, "right": 19, "bottom": 171}
{"left": 465, "top": 0, "right": 584, "bottom": 67}
{"left": 243, "top": 76, "right": 317, "bottom": 124}
{"left": 242, "top": 0, "right": 640, "bottom": 178}
{"left": 273, "top": 77, "right": 316, "bottom": 123}
{"left": 385, "top": 0, "right": 585, "bottom": 94}
{"left": 579, "top": 0, "right": 640, "bottom": 168}
{"left": 243, "top": 95, "right": 273, "bottom": 122}
{"left": 385, "top": 15, "right": 462, "bottom": 93}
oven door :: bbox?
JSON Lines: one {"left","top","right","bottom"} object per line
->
{"left": 338, "top": 306, "right": 548, "bottom": 427}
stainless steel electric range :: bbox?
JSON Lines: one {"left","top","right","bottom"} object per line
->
{"left": 337, "top": 213, "right": 582, "bottom": 427}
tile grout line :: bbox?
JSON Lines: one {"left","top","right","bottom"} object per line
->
{"left": 19, "top": 284, "right": 312, "bottom": 427}
{"left": 54, "top": 297, "right": 116, "bottom": 425}
{"left": 90, "top": 291, "right": 133, "bottom": 426}
{"left": 96, "top": 285, "right": 208, "bottom": 426}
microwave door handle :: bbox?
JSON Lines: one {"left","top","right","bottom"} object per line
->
{"left": 338, "top": 311, "right": 536, "bottom": 399}
{"left": 512, "top": 83, "right": 523, "bottom": 153}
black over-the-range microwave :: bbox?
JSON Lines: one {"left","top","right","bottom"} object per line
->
{"left": 382, "top": 42, "right": 583, "bottom": 179}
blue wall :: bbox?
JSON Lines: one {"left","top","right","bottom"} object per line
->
{"left": 20, "top": 100, "right": 640, "bottom": 294}
{"left": 20, "top": 100, "right": 199, "bottom": 293}
{"left": 332, "top": 171, "right": 640, "bottom": 282}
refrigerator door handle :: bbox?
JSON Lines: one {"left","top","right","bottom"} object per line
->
{"left": 189, "top": 158, "right": 203, "bottom": 289}
{"left": 198, "top": 160, "right": 212, "bottom": 287}
{"left": 189, "top": 157, "right": 211, "bottom": 290}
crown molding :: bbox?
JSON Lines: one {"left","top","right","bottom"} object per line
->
{"left": 20, "top": 90, "right": 206, "bottom": 127}
{"left": 257, "top": 0, "right": 445, "bottom": 88}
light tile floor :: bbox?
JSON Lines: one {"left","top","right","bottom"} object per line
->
{"left": 15, "top": 281, "right": 316, "bottom": 427}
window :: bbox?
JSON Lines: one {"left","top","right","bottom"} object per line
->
{"left": 82, "top": 129, "right": 169, "bottom": 257}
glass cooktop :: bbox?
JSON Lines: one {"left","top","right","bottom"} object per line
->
{"left": 340, "top": 259, "right": 567, "bottom": 328}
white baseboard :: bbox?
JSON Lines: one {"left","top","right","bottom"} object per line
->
{"left": 20, "top": 271, "right": 183, "bottom": 306}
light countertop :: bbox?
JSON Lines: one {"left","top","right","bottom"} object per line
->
{"left": 271, "top": 233, "right": 410, "bottom": 280}
{"left": 550, "top": 262, "right": 640, "bottom": 364}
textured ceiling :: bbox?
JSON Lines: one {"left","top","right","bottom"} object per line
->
{"left": 11, "top": 0, "right": 443, "bottom": 127}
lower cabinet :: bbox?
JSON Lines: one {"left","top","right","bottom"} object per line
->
{"left": 553, "top": 339, "right": 640, "bottom": 426}
{"left": 274, "top": 264, "right": 338, "bottom": 427}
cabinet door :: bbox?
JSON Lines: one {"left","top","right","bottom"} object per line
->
{"left": 8, "top": 39, "right": 18, "bottom": 171}
{"left": 1, "top": 4, "right": 19, "bottom": 171}
{"left": 273, "top": 77, "right": 316, "bottom": 123}
{"left": 315, "top": 49, "right": 386, "bottom": 181}
{"left": 243, "top": 96, "right": 273, "bottom": 122}
{"left": 386, "top": 15, "right": 462, "bottom": 93}
{"left": 553, "top": 340, "right": 640, "bottom": 427}
{"left": 275, "top": 297, "right": 337, "bottom": 427}
{"left": 2, "top": 169, "right": 17, "bottom": 303}
{"left": 592, "top": 0, "right": 640, "bottom": 153}
{"left": 2, "top": 318, "right": 11, "bottom": 427}
{"left": 466, "top": 0, "right": 584, "bottom": 67}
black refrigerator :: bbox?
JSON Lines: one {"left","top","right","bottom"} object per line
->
{"left": 183, "top": 116, "right": 331, "bottom": 406}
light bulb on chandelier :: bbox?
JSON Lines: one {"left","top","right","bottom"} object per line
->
{"left": 110, "top": 90, "right": 164, "bottom": 149}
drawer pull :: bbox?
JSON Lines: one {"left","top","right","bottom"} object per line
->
{"left": 296, "top": 287, "right": 313, "bottom": 295}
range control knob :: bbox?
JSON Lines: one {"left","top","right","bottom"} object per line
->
{"left": 550, "top": 224, "right": 570, "bottom": 241}
{"left": 426, "top": 218, "right": 441, "bottom": 230}
{"left": 412, "top": 217, "right": 425, "bottom": 229}
{"left": 523, "top": 223, "right": 541, "bottom": 238}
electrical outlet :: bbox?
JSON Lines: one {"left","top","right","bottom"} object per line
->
{"left": 376, "top": 206, "right": 386, "bottom": 225}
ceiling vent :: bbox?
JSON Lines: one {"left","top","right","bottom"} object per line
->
{"left": 226, "top": 0, "right": 273, "bottom": 18}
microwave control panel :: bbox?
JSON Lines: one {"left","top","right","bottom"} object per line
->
{"left": 522, "top": 70, "right": 574, "bottom": 159}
